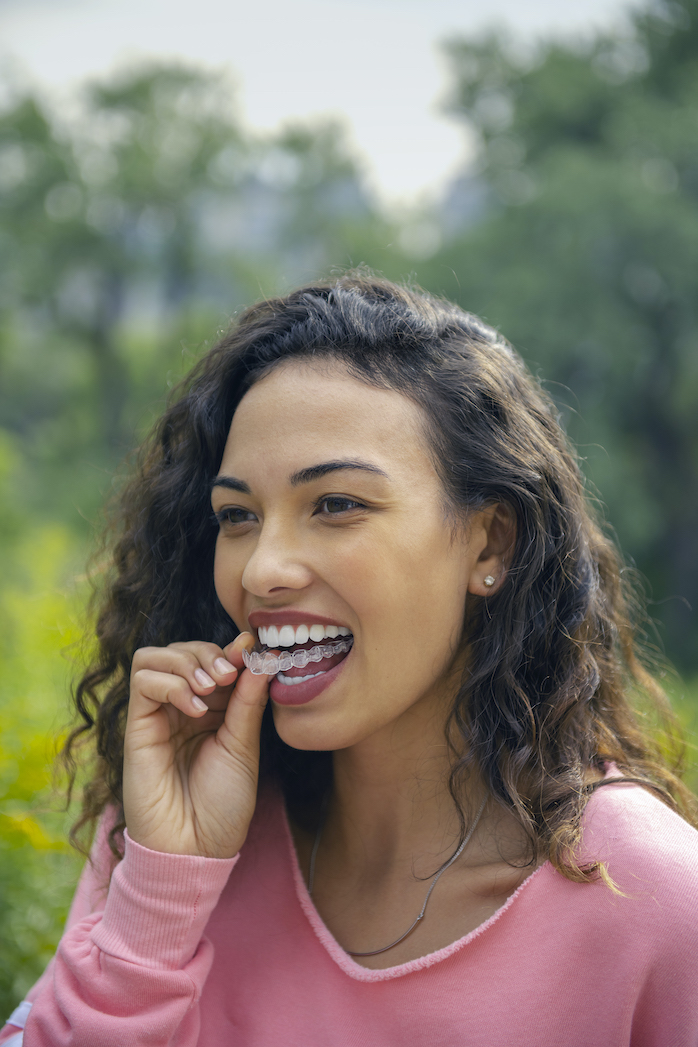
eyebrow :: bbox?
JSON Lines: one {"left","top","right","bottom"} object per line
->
{"left": 289, "top": 460, "right": 389, "bottom": 487}
{"left": 210, "top": 475, "right": 252, "bottom": 495}
{"left": 210, "top": 459, "right": 389, "bottom": 495}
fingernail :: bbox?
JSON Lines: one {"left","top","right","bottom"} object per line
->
{"left": 192, "top": 696, "right": 208, "bottom": 712}
{"left": 194, "top": 669, "right": 215, "bottom": 688}
{"left": 214, "top": 658, "right": 236, "bottom": 675}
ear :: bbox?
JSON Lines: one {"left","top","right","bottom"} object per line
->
{"left": 467, "top": 503, "right": 516, "bottom": 597}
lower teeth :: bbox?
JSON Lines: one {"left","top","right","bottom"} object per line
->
{"left": 276, "top": 670, "right": 325, "bottom": 686}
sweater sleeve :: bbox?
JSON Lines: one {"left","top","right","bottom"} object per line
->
{"left": 1, "top": 818, "right": 236, "bottom": 1047}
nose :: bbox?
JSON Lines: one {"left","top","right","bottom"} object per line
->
{"left": 241, "top": 518, "right": 314, "bottom": 597}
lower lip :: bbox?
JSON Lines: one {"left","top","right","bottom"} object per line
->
{"left": 269, "top": 650, "right": 351, "bottom": 706}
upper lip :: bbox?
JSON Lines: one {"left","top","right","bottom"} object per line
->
{"left": 247, "top": 609, "right": 352, "bottom": 631}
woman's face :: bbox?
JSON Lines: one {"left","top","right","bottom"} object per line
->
{"left": 212, "top": 359, "right": 498, "bottom": 753}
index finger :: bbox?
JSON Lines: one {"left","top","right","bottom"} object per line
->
{"left": 224, "top": 632, "right": 256, "bottom": 670}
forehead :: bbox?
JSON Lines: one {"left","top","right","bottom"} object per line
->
{"left": 221, "top": 359, "right": 431, "bottom": 474}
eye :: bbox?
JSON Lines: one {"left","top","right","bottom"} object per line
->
{"left": 315, "top": 496, "right": 365, "bottom": 516}
{"left": 213, "top": 506, "right": 257, "bottom": 527}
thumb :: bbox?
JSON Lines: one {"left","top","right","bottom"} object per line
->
{"left": 217, "top": 633, "right": 270, "bottom": 760}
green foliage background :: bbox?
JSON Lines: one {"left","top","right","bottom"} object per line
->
{"left": 1, "top": 0, "right": 698, "bottom": 1019}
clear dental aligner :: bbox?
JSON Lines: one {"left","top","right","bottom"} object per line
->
{"left": 242, "top": 638, "right": 353, "bottom": 675}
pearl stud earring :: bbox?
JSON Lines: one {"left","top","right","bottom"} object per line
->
{"left": 483, "top": 575, "right": 495, "bottom": 588}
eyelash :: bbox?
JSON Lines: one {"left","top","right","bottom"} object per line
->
{"left": 314, "top": 495, "right": 365, "bottom": 516}
{"left": 213, "top": 496, "right": 365, "bottom": 528}
{"left": 213, "top": 507, "right": 256, "bottom": 527}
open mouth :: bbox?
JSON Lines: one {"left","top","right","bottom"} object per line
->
{"left": 242, "top": 622, "right": 354, "bottom": 678}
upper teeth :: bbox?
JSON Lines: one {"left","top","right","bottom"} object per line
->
{"left": 257, "top": 623, "right": 351, "bottom": 647}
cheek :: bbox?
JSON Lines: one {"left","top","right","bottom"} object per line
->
{"left": 213, "top": 538, "right": 244, "bottom": 621}
{"left": 343, "top": 527, "right": 469, "bottom": 656}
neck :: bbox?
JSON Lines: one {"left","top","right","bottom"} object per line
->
{"left": 315, "top": 687, "right": 531, "bottom": 876}
{"left": 325, "top": 693, "right": 474, "bottom": 875}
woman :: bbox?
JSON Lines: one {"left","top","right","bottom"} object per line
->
{"left": 3, "top": 274, "right": 698, "bottom": 1046}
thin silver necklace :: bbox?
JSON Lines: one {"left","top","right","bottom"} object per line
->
{"left": 307, "top": 794, "right": 488, "bottom": 958}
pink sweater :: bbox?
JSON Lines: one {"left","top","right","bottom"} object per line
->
{"left": 3, "top": 780, "right": 698, "bottom": 1047}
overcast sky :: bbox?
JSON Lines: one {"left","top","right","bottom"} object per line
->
{"left": 0, "top": 0, "right": 640, "bottom": 208}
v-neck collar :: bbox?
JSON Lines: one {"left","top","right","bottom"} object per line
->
{"left": 278, "top": 796, "right": 552, "bottom": 983}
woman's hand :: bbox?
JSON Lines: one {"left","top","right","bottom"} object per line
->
{"left": 123, "top": 633, "right": 269, "bottom": 859}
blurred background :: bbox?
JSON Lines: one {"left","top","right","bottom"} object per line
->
{"left": 1, "top": 0, "right": 698, "bottom": 1017}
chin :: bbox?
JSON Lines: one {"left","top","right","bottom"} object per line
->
{"left": 271, "top": 704, "right": 365, "bottom": 753}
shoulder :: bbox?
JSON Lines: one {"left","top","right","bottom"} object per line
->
{"left": 580, "top": 781, "right": 698, "bottom": 910}
{"left": 567, "top": 783, "right": 698, "bottom": 1029}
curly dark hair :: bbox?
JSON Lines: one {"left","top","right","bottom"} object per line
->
{"left": 64, "top": 272, "right": 697, "bottom": 881}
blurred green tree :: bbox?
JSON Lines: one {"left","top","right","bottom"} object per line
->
{"left": 0, "top": 66, "right": 251, "bottom": 522}
{"left": 0, "top": 63, "right": 393, "bottom": 527}
{"left": 422, "top": 0, "right": 698, "bottom": 668}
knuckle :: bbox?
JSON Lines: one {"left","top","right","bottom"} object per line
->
{"left": 170, "top": 640, "right": 215, "bottom": 654}
{"left": 132, "top": 646, "right": 157, "bottom": 668}
{"left": 189, "top": 640, "right": 223, "bottom": 657}
{"left": 165, "top": 679, "right": 190, "bottom": 706}
{"left": 131, "top": 667, "right": 150, "bottom": 688}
